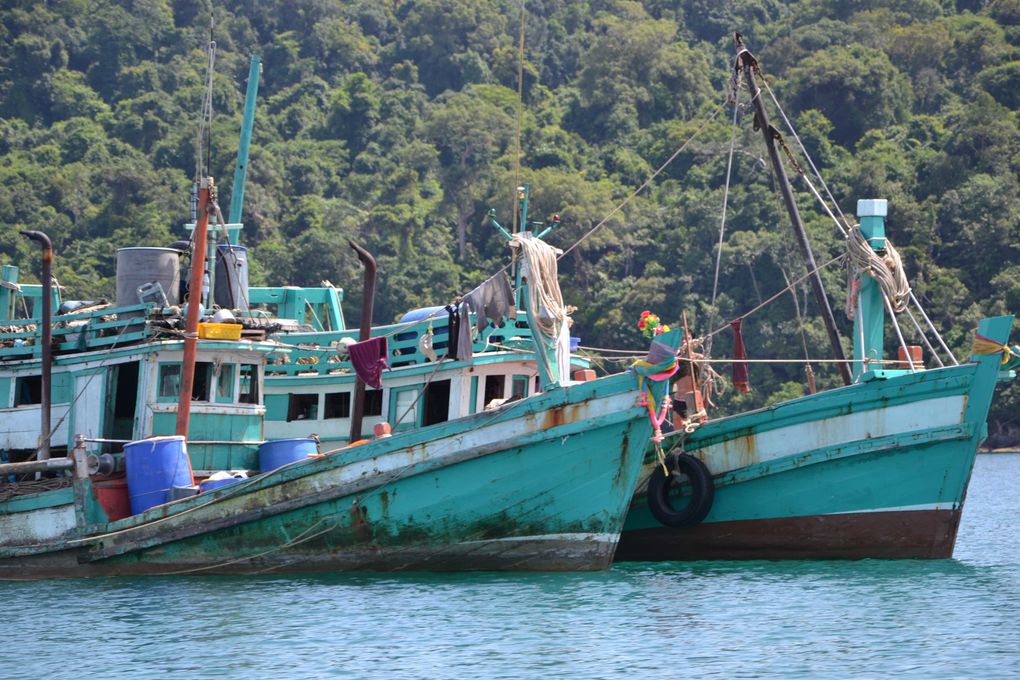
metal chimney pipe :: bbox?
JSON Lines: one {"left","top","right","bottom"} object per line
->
{"left": 348, "top": 241, "right": 377, "bottom": 443}
{"left": 20, "top": 230, "right": 53, "bottom": 461}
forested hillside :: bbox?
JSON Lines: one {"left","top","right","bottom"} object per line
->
{"left": 2, "top": 0, "right": 1020, "bottom": 431}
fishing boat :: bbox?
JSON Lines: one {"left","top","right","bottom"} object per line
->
{"left": 0, "top": 164, "right": 662, "bottom": 577}
{"left": 614, "top": 36, "right": 1018, "bottom": 561}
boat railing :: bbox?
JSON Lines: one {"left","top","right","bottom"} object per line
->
{"left": 0, "top": 302, "right": 155, "bottom": 360}
{"left": 266, "top": 314, "right": 537, "bottom": 377}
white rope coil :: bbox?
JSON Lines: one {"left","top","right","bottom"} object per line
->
{"left": 509, "top": 233, "right": 566, "bottom": 340}
{"left": 846, "top": 225, "right": 910, "bottom": 315}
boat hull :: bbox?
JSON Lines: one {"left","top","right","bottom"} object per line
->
{"left": 617, "top": 316, "right": 1010, "bottom": 561}
{"left": 1, "top": 373, "right": 649, "bottom": 578}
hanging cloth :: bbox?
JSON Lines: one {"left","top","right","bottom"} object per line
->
{"left": 456, "top": 301, "right": 472, "bottom": 360}
{"left": 445, "top": 304, "right": 459, "bottom": 359}
{"left": 349, "top": 336, "right": 389, "bottom": 389}
{"left": 443, "top": 304, "right": 472, "bottom": 361}
{"left": 731, "top": 318, "right": 750, "bottom": 393}
{"left": 463, "top": 272, "right": 516, "bottom": 334}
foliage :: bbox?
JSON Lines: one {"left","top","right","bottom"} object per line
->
{"left": 1, "top": 0, "right": 1019, "bottom": 430}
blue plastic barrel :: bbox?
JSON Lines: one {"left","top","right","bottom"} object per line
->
{"left": 199, "top": 477, "right": 243, "bottom": 493}
{"left": 398, "top": 306, "right": 445, "bottom": 323}
{"left": 124, "top": 436, "right": 193, "bottom": 515}
{"left": 259, "top": 438, "right": 318, "bottom": 472}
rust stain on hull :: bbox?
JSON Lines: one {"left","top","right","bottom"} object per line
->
{"left": 541, "top": 403, "right": 582, "bottom": 432}
{"left": 616, "top": 509, "right": 964, "bottom": 560}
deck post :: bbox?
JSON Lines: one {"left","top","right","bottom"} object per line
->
{"left": 852, "top": 199, "right": 888, "bottom": 380}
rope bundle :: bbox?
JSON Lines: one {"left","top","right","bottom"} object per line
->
{"left": 846, "top": 225, "right": 910, "bottom": 315}
{"left": 509, "top": 233, "right": 566, "bottom": 340}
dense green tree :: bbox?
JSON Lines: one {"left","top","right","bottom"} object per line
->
{"left": 1, "top": 0, "right": 1019, "bottom": 428}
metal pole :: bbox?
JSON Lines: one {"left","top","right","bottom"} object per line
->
{"left": 348, "top": 241, "right": 376, "bottom": 443}
{"left": 735, "top": 34, "right": 852, "bottom": 386}
{"left": 20, "top": 230, "right": 53, "bottom": 460}
{"left": 177, "top": 178, "right": 213, "bottom": 436}
{"left": 229, "top": 55, "right": 261, "bottom": 229}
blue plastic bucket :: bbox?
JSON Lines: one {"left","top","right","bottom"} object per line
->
{"left": 124, "top": 436, "right": 193, "bottom": 515}
{"left": 258, "top": 438, "right": 318, "bottom": 472}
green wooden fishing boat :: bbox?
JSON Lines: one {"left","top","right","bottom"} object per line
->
{"left": 0, "top": 171, "right": 660, "bottom": 578}
{"left": 614, "top": 37, "right": 1018, "bottom": 561}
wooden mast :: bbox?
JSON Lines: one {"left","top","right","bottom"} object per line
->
{"left": 176, "top": 177, "right": 213, "bottom": 436}
{"left": 734, "top": 34, "right": 852, "bottom": 386}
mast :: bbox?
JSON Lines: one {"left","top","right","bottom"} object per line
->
{"left": 176, "top": 178, "right": 213, "bottom": 437}
{"left": 228, "top": 54, "right": 261, "bottom": 233}
{"left": 734, "top": 34, "right": 852, "bottom": 386}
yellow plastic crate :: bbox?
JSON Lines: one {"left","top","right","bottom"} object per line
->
{"left": 198, "top": 322, "right": 242, "bottom": 340}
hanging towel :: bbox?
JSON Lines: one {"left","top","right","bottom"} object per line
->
{"left": 456, "top": 301, "right": 473, "bottom": 360}
{"left": 463, "top": 272, "right": 516, "bottom": 334}
{"left": 444, "top": 303, "right": 473, "bottom": 361}
{"left": 349, "top": 336, "right": 389, "bottom": 389}
{"left": 445, "top": 304, "right": 459, "bottom": 359}
{"left": 731, "top": 318, "right": 750, "bottom": 393}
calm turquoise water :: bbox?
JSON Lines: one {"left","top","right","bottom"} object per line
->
{"left": 3, "top": 454, "right": 1019, "bottom": 679}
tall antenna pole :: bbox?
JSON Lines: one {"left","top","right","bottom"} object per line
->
{"left": 734, "top": 34, "right": 852, "bottom": 386}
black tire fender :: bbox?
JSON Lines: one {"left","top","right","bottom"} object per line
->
{"left": 646, "top": 451, "right": 714, "bottom": 528}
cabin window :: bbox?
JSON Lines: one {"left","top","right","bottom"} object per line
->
{"left": 483, "top": 375, "right": 505, "bottom": 408}
{"left": 216, "top": 363, "right": 235, "bottom": 403}
{"left": 324, "top": 392, "right": 351, "bottom": 419}
{"left": 192, "top": 361, "right": 213, "bottom": 401}
{"left": 14, "top": 376, "right": 41, "bottom": 406}
{"left": 511, "top": 375, "right": 529, "bottom": 399}
{"left": 288, "top": 393, "right": 319, "bottom": 421}
{"left": 364, "top": 389, "right": 383, "bottom": 416}
{"left": 158, "top": 363, "right": 182, "bottom": 399}
{"left": 423, "top": 379, "right": 451, "bottom": 426}
{"left": 239, "top": 363, "right": 258, "bottom": 404}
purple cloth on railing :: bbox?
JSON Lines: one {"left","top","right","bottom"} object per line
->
{"left": 349, "top": 336, "right": 389, "bottom": 389}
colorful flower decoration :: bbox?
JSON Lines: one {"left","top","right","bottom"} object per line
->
{"left": 636, "top": 310, "right": 671, "bottom": 338}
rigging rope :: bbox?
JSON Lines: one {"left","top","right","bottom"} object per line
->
{"left": 707, "top": 73, "right": 743, "bottom": 362}
{"left": 195, "top": 38, "right": 216, "bottom": 182}
{"left": 557, "top": 102, "right": 727, "bottom": 261}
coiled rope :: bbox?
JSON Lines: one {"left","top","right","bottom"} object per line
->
{"left": 845, "top": 225, "right": 910, "bottom": 315}
{"left": 509, "top": 233, "right": 566, "bottom": 339}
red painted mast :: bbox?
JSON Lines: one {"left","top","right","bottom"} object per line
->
{"left": 176, "top": 177, "right": 213, "bottom": 436}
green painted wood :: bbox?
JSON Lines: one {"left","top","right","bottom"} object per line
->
{"left": 0, "top": 486, "right": 74, "bottom": 514}
{"left": 264, "top": 394, "right": 288, "bottom": 421}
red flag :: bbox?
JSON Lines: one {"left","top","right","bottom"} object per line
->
{"left": 731, "top": 318, "right": 750, "bottom": 393}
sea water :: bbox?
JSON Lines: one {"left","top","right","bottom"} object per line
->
{"left": 3, "top": 454, "right": 1019, "bottom": 679}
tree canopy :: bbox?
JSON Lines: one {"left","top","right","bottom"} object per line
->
{"left": 2, "top": 0, "right": 1019, "bottom": 430}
